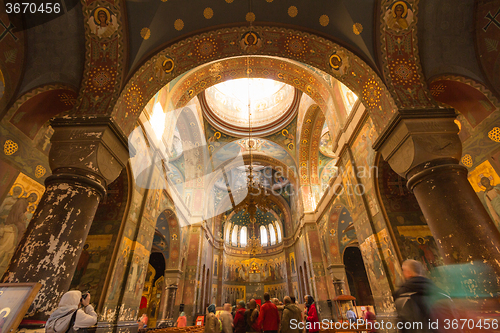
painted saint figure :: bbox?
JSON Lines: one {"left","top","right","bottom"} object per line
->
{"left": 88, "top": 7, "right": 119, "bottom": 38}
{"left": 384, "top": 1, "right": 414, "bottom": 31}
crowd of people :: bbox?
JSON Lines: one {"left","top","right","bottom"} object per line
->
{"left": 43, "top": 259, "right": 452, "bottom": 333}
{"left": 198, "top": 292, "right": 319, "bottom": 333}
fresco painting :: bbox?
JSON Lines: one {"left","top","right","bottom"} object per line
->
{"left": 0, "top": 172, "right": 44, "bottom": 277}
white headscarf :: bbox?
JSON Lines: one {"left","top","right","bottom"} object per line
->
{"left": 46, "top": 291, "right": 81, "bottom": 332}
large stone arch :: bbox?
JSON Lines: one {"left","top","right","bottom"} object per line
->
{"left": 112, "top": 26, "right": 397, "bottom": 138}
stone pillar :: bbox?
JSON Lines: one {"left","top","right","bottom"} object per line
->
{"left": 157, "top": 270, "right": 182, "bottom": 326}
{"left": 165, "top": 285, "right": 178, "bottom": 319}
{"left": 1, "top": 117, "right": 129, "bottom": 326}
{"left": 374, "top": 109, "right": 500, "bottom": 279}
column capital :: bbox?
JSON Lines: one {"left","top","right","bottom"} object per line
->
{"left": 48, "top": 116, "right": 129, "bottom": 191}
{"left": 373, "top": 108, "right": 461, "bottom": 177}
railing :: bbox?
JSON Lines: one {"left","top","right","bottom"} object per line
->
{"left": 140, "top": 325, "right": 205, "bottom": 333}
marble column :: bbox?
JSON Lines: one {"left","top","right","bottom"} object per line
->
{"left": 374, "top": 109, "right": 500, "bottom": 280}
{"left": 1, "top": 117, "right": 129, "bottom": 326}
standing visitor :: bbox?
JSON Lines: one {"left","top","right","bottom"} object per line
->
{"left": 346, "top": 308, "right": 357, "bottom": 323}
{"left": 257, "top": 292, "right": 280, "bottom": 333}
{"left": 220, "top": 304, "right": 233, "bottom": 333}
{"left": 176, "top": 312, "right": 187, "bottom": 328}
{"left": 304, "top": 295, "right": 319, "bottom": 333}
{"left": 205, "top": 304, "right": 221, "bottom": 333}
{"left": 280, "top": 296, "right": 302, "bottom": 333}
{"left": 233, "top": 301, "right": 247, "bottom": 333}
{"left": 245, "top": 299, "right": 260, "bottom": 332}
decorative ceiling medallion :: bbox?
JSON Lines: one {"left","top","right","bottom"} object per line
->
{"left": 201, "top": 79, "right": 300, "bottom": 137}
{"left": 285, "top": 36, "right": 307, "bottom": 57}
{"left": 204, "top": 7, "right": 213, "bottom": 19}
{"left": 196, "top": 37, "right": 217, "bottom": 60}
{"left": 319, "top": 15, "right": 329, "bottom": 27}
{"left": 246, "top": 12, "right": 256, "bottom": 22}
{"left": 461, "top": 154, "right": 473, "bottom": 167}
{"left": 488, "top": 127, "right": 500, "bottom": 142}
{"left": 141, "top": 27, "right": 151, "bottom": 40}
{"left": 353, "top": 23, "right": 363, "bottom": 35}
{"left": 4, "top": 140, "right": 18, "bottom": 155}
{"left": 362, "top": 78, "right": 382, "bottom": 109}
{"left": 288, "top": 6, "right": 298, "bottom": 18}
{"left": 174, "top": 19, "right": 184, "bottom": 31}
{"left": 35, "top": 165, "right": 46, "bottom": 178}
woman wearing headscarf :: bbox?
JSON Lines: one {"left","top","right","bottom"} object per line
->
{"left": 45, "top": 291, "right": 97, "bottom": 333}
{"left": 176, "top": 312, "right": 187, "bottom": 328}
{"left": 205, "top": 304, "right": 221, "bottom": 333}
{"left": 304, "top": 295, "right": 319, "bottom": 333}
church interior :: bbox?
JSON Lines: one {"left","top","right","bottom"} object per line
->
{"left": 1, "top": 0, "right": 500, "bottom": 331}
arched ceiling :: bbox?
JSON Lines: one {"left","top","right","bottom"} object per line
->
{"left": 126, "top": 0, "right": 377, "bottom": 72}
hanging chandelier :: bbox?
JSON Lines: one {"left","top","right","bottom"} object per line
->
{"left": 233, "top": 52, "right": 267, "bottom": 256}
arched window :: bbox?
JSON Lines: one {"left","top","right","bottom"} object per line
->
{"left": 225, "top": 223, "right": 232, "bottom": 243}
{"left": 269, "top": 224, "right": 276, "bottom": 245}
{"left": 240, "top": 226, "right": 247, "bottom": 247}
{"left": 232, "top": 225, "right": 239, "bottom": 246}
{"left": 260, "top": 225, "right": 268, "bottom": 246}
{"left": 276, "top": 222, "right": 282, "bottom": 243}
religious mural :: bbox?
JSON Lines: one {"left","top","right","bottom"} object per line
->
{"left": 223, "top": 256, "right": 287, "bottom": 283}
{"left": 289, "top": 252, "right": 297, "bottom": 276}
{"left": 88, "top": 7, "right": 119, "bottom": 38}
{"left": 383, "top": 1, "right": 414, "bottom": 32}
{"left": 0, "top": 172, "right": 44, "bottom": 277}
{"left": 468, "top": 160, "right": 500, "bottom": 231}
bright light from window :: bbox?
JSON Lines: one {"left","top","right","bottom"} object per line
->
{"left": 232, "top": 225, "right": 239, "bottom": 246}
{"left": 276, "top": 222, "right": 282, "bottom": 243}
{"left": 225, "top": 223, "right": 232, "bottom": 243}
{"left": 217, "top": 78, "right": 284, "bottom": 103}
{"left": 151, "top": 102, "right": 166, "bottom": 140}
{"left": 269, "top": 224, "right": 276, "bottom": 245}
{"left": 260, "top": 225, "right": 268, "bottom": 246}
{"left": 240, "top": 226, "right": 247, "bottom": 247}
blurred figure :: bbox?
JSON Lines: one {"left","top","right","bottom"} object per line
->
{"left": 394, "top": 260, "right": 456, "bottom": 333}
{"left": 176, "top": 312, "right": 187, "bottom": 328}
{"left": 290, "top": 296, "right": 296, "bottom": 304}
{"left": 138, "top": 314, "right": 148, "bottom": 329}
{"left": 273, "top": 298, "right": 284, "bottom": 322}
{"left": 233, "top": 301, "right": 246, "bottom": 333}
{"left": 46, "top": 291, "right": 97, "bottom": 333}
{"left": 205, "top": 304, "right": 221, "bottom": 333}
{"left": 245, "top": 299, "right": 260, "bottom": 332}
{"left": 304, "top": 295, "right": 319, "bottom": 333}
{"left": 257, "top": 292, "right": 280, "bottom": 333}
{"left": 363, "top": 308, "right": 377, "bottom": 333}
{"left": 280, "top": 296, "right": 302, "bottom": 333}
{"left": 220, "top": 304, "right": 233, "bottom": 333}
